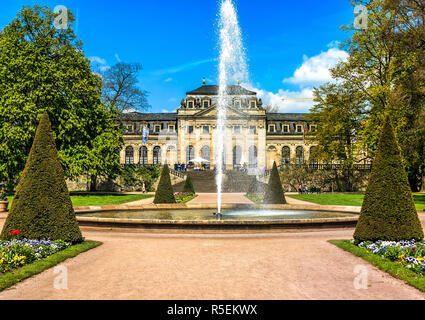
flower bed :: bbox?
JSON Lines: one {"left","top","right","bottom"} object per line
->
{"left": 175, "top": 192, "right": 196, "bottom": 204}
{"left": 0, "top": 239, "right": 71, "bottom": 273}
{"left": 245, "top": 193, "right": 264, "bottom": 204}
{"left": 357, "top": 240, "right": 425, "bottom": 275}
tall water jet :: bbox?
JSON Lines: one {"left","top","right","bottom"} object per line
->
{"left": 216, "top": 0, "right": 249, "bottom": 214}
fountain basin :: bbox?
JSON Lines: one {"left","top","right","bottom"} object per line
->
{"left": 75, "top": 204, "right": 360, "bottom": 231}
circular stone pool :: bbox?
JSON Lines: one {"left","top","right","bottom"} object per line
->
{"left": 77, "top": 209, "right": 356, "bottom": 221}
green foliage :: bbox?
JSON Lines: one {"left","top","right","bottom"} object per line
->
{"left": 153, "top": 165, "right": 176, "bottom": 204}
{"left": 247, "top": 176, "right": 259, "bottom": 194}
{"left": 330, "top": 240, "right": 425, "bottom": 292}
{"left": 263, "top": 162, "right": 286, "bottom": 204}
{"left": 183, "top": 174, "right": 195, "bottom": 194}
{"left": 0, "top": 113, "right": 83, "bottom": 243}
{"left": 120, "top": 165, "right": 161, "bottom": 191}
{"left": 0, "top": 240, "right": 101, "bottom": 292}
{"left": 354, "top": 116, "right": 423, "bottom": 242}
{"left": 0, "top": 5, "right": 123, "bottom": 187}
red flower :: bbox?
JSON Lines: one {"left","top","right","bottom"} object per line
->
{"left": 11, "top": 230, "right": 20, "bottom": 236}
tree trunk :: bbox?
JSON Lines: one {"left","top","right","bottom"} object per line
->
{"left": 89, "top": 175, "right": 97, "bottom": 192}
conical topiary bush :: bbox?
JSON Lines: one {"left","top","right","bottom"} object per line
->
{"left": 1, "top": 113, "right": 83, "bottom": 243}
{"left": 153, "top": 164, "right": 176, "bottom": 204}
{"left": 353, "top": 116, "right": 423, "bottom": 242}
{"left": 263, "top": 161, "right": 286, "bottom": 204}
{"left": 183, "top": 173, "right": 195, "bottom": 194}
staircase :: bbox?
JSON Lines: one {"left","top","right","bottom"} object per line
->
{"left": 173, "top": 171, "right": 217, "bottom": 193}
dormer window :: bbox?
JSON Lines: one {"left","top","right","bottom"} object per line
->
{"left": 250, "top": 100, "right": 256, "bottom": 109}
{"left": 203, "top": 100, "right": 210, "bottom": 109}
{"left": 234, "top": 126, "right": 241, "bottom": 134}
{"left": 283, "top": 125, "right": 289, "bottom": 133}
{"left": 269, "top": 124, "right": 276, "bottom": 133}
{"left": 234, "top": 99, "right": 241, "bottom": 108}
{"left": 154, "top": 125, "right": 161, "bottom": 133}
{"left": 310, "top": 125, "right": 316, "bottom": 133}
{"left": 168, "top": 125, "right": 175, "bottom": 133}
{"left": 297, "top": 125, "right": 303, "bottom": 133}
{"left": 127, "top": 125, "right": 133, "bottom": 133}
{"left": 188, "top": 100, "right": 194, "bottom": 109}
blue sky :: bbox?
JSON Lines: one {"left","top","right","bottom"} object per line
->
{"left": 0, "top": 0, "right": 355, "bottom": 113}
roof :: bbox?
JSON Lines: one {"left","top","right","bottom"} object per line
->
{"left": 266, "top": 113, "right": 308, "bottom": 121}
{"left": 118, "top": 112, "right": 177, "bottom": 121}
{"left": 186, "top": 85, "right": 256, "bottom": 96}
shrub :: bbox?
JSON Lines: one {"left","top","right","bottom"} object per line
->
{"left": 0, "top": 113, "right": 83, "bottom": 243}
{"left": 153, "top": 164, "right": 176, "bottom": 204}
{"left": 247, "top": 176, "right": 259, "bottom": 194}
{"left": 263, "top": 161, "right": 286, "bottom": 204}
{"left": 353, "top": 116, "right": 424, "bottom": 242}
{"left": 183, "top": 174, "right": 195, "bottom": 194}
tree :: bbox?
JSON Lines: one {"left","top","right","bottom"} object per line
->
{"left": 0, "top": 5, "right": 123, "bottom": 188}
{"left": 183, "top": 174, "right": 195, "bottom": 194}
{"left": 353, "top": 116, "right": 423, "bottom": 242}
{"left": 1, "top": 113, "right": 83, "bottom": 242}
{"left": 100, "top": 62, "right": 150, "bottom": 112}
{"left": 263, "top": 162, "right": 286, "bottom": 204}
{"left": 311, "top": 0, "right": 425, "bottom": 191}
{"left": 153, "top": 165, "right": 176, "bottom": 204}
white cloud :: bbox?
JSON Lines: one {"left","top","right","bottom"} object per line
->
{"left": 257, "top": 87, "right": 315, "bottom": 113}
{"left": 114, "top": 53, "right": 121, "bottom": 62}
{"left": 283, "top": 47, "right": 348, "bottom": 85}
{"left": 164, "top": 77, "right": 173, "bottom": 83}
{"left": 89, "top": 56, "right": 107, "bottom": 65}
{"left": 151, "top": 58, "right": 217, "bottom": 76}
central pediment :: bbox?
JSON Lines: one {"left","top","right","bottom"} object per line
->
{"left": 178, "top": 105, "right": 266, "bottom": 118}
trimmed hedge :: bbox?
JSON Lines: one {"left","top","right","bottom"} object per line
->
{"left": 353, "top": 116, "right": 423, "bottom": 242}
{"left": 263, "top": 161, "right": 286, "bottom": 204}
{"left": 183, "top": 174, "right": 195, "bottom": 194}
{"left": 153, "top": 164, "right": 176, "bottom": 204}
{"left": 1, "top": 113, "right": 83, "bottom": 243}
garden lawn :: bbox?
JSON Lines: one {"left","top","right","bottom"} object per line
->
{"left": 330, "top": 240, "right": 425, "bottom": 292}
{"left": 0, "top": 240, "right": 102, "bottom": 292}
{"left": 7, "top": 194, "right": 153, "bottom": 209}
{"left": 288, "top": 193, "right": 425, "bottom": 211}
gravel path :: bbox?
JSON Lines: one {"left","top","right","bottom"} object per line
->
{"left": 0, "top": 226, "right": 424, "bottom": 300}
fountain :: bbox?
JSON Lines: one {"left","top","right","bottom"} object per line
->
{"left": 215, "top": 0, "right": 249, "bottom": 215}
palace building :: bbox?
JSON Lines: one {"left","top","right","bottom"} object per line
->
{"left": 118, "top": 82, "right": 317, "bottom": 171}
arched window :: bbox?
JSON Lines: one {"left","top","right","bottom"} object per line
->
{"left": 139, "top": 146, "right": 148, "bottom": 165}
{"left": 296, "top": 146, "right": 304, "bottom": 165}
{"left": 282, "top": 146, "right": 290, "bottom": 165}
{"left": 125, "top": 146, "right": 134, "bottom": 164}
{"left": 248, "top": 146, "right": 257, "bottom": 168}
{"left": 153, "top": 146, "right": 161, "bottom": 164}
{"left": 309, "top": 146, "right": 318, "bottom": 166}
{"left": 201, "top": 146, "right": 210, "bottom": 162}
{"left": 186, "top": 145, "right": 195, "bottom": 163}
{"left": 233, "top": 145, "right": 242, "bottom": 169}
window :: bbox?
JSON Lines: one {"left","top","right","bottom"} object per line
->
{"left": 248, "top": 145, "right": 257, "bottom": 168}
{"left": 282, "top": 146, "right": 290, "bottom": 165}
{"left": 234, "top": 100, "right": 241, "bottom": 108}
{"left": 201, "top": 146, "right": 210, "bottom": 162}
{"left": 310, "top": 125, "right": 316, "bottom": 133}
{"left": 154, "top": 125, "right": 161, "bottom": 133}
{"left": 203, "top": 100, "right": 209, "bottom": 108}
{"left": 234, "top": 126, "right": 241, "bottom": 134}
{"left": 233, "top": 145, "right": 242, "bottom": 169}
{"left": 250, "top": 100, "right": 256, "bottom": 109}
{"left": 139, "top": 146, "right": 148, "bottom": 165}
{"left": 186, "top": 145, "right": 195, "bottom": 162}
{"left": 188, "top": 101, "right": 194, "bottom": 109}
{"left": 127, "top": 125, "right": 133, "bottom": 133}
{"left": 125, "top": 146, "right": 134, "bottom": 164}
{"left": 283, "top": 125, "right": 289, "bottom": 133}
{"left": 188, "top": 126, "right": 194, "bottom": 134}
{"left": 168, "top": 125, "right": 175, "bottom": 132}
{"left": 297, "top": 125, "right": 302, "bottom": 133}
{"left": 249, "top": 126, "right": 256, "bottom": 134}
{"left": 153, "top": 146, "right": 161, "bottom": 164}
{"left": 296, "top": 146, "right": 304, "bottom": 165}
{"left": 269, "top": 125, "right": 276, "bottom": 133}
{"left": 202, "top": 126, "right": 210, "bottom": 134}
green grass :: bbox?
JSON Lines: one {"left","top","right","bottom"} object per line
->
{"left": 6, "top": 194, "right": 153, "bottom": 209}
{"left": 0, "top": 240, "right": 102, "bottom": 292}
{"left": 288, "top": 193, "right": 425, "bottom": 211}
{"left": 329, "top": 240, "right": 425, "bottom": 292}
